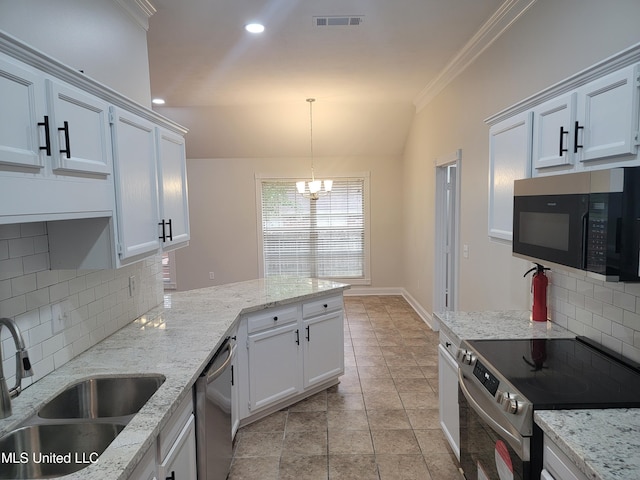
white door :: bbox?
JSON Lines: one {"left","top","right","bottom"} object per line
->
{"left": 156, "top": 128, "right": 190, "bottom": 249}
{"left": 111, "top": 107, "right": 161, "bottom": 261}
{"left": 576, "top": 63, "right": 640, "bottom": 163}
{"left": 434, "top": 151, "right": 460, "bottom": 312}
{"left": 0, "top": 55, "right": 45, "bottom": 170}
{"left": 247, "top": 323, "right": 301, "bottom": 412}
{"left": 303, "top": 311, "right": 344, "bottom": 389}
{"left": 532, "top": 92, "right": 576, "bottom": 172}
{"left": 46, "top": 79, "right": 112, "bottom": 176}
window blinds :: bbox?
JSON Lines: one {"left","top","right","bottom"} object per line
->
{"left": 261, "top": 178, "right": 365, "bottom": 279}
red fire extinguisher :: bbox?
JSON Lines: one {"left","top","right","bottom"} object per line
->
{"left": 524, "top": 263, "right": 550, "bottom": 322}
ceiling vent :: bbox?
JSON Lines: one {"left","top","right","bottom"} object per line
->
{"left": 314, "top": 16, "right": 364, "bottom": 27}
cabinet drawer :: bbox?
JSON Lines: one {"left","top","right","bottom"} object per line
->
{"left": 303, "top": 295, "right": 343, "bottom": 319}
{"left": 246, "top": 305, "right": 298, "bottom": 334}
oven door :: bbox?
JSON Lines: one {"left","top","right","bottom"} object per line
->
{"left": 458, "top": 369, "right": 531, "bottom": 480}
{"left": 512, "top": 193, "right": 589, "bottom": 269}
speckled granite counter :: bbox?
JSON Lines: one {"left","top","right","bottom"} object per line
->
{"left": 434, "top": 310, "right": 640, "bottom": 480}
{"left": 535, "top": 409, "right": 640, "bottom": 480}
{"left": 433, "top": 309, "right": 576, "bottom": 344}
{"left": 0, "top": 277, "right": 348, "bottom": 480}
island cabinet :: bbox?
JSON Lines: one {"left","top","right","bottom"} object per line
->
{"left": 235, "top": 293, "right": 345, "bottom": 426}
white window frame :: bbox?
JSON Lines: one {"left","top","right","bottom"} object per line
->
{"left": 255, "top": 173, "right": 371, "bottom": 285}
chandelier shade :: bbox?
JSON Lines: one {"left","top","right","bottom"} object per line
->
{"left": 298, "top": 98, "right": 332, "bottom": 200}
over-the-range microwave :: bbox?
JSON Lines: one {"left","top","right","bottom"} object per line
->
{"left": 513, "top": 167, "right": 640, "bottom": 282}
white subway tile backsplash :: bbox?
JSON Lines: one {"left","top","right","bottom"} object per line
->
{"left": 0, "top": 222, "right": 164, "bottom": 391}
{"left": 550, "top": 269, "right": 640, "bottom": 360}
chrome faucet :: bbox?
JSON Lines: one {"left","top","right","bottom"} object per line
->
{"left": 0, "top": 317, "right": 34, "bottom": 418}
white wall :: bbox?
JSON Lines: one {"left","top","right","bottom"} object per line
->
{"left": 0, "top": 0, "right": 152, "bottom": 106}
{"left": 402, "top": 0, "right": 640, "bottom": 316}
{"left": 174, "top": 155, "right": 404, "bottom": 292}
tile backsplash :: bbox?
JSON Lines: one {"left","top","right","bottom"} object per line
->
{"left": 548, "top": 269, "right": 640, "bottom": 363}
{"left": 0, "top": 222, "right": 163, "bottom": 390}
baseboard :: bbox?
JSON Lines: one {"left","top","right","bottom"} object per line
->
{"left": 344, "top": 286, "right": 437, "bottom": 331}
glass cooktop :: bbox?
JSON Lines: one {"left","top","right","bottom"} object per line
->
{"left": 466, "top": 337, "right": 640, "bottom": 410}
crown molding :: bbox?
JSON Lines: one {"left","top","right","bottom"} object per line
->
{"left": 113, "top": 0, "right": 157, "bottom": 31}
{"left": 413, "top": 0, "right": 537, "bottom": 112}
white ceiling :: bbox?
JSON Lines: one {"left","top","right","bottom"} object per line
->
{"left": 146, "top": 0, "right": 506, "bottom": 157}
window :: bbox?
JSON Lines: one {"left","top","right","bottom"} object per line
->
{"left": 162, "top": 251, "right": 177, "bottom": 290}
{"left": 258, "top": 176, "right": 370, "bottom": 283}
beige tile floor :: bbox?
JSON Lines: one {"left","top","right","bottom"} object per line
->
{"left": 228, "top": 295, "right": 462, "bottom": 480}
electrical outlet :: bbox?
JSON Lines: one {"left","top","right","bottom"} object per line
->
{"left": 209, "top": 272, "right": 215, "bottom": 280}
{"left": 129, "top": 275, "right": 137, "bottom": 297}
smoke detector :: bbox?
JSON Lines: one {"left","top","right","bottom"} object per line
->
{"left": 314, "top": 15, "right": 364, "bottom": 27}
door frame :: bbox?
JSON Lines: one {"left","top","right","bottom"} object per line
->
{"left": 434, "top": 149, "right": 461, "bottom": 312}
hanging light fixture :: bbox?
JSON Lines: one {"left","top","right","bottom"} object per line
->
{"left": 296, "top": 98, "right": 332, "bottom": 200}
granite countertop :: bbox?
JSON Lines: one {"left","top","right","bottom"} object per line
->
{"left": 0, "top": 277, "right": 349, "bottom": 480}
{"left": 434, "top": 309, "right": 640, "bottom": 480}
{"left": 535, "top": 409, "right": 640, "bottom": 480}
{"left": 433, "top": 309, "right": 576, "bottom": 342}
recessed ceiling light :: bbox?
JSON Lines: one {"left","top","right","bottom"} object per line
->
{"left": 245, "top": 23, "right": 265, "bottom": 34}
{"left": 152, "top": 98, "right": 166, "bottom": 105}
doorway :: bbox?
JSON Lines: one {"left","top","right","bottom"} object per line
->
{"left": 434, "top": 150, "right": 461, "bottom": 312}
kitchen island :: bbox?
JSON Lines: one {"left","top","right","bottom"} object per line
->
{"left": 434, "top": 310, "right": 640, "bottom": 480}
{"left": 0, "top": 277, "right": 348, "bottom": 480}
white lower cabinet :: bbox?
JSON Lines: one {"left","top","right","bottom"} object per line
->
{"left": 543, "top": 434, "right": 588, "bottom": 480}
{"left": 438, "top": 330, "right": 460, "bottom": 461}
{"left": 156, "top": 394, "right": 197, "bottom": 480}
{"left": 237, "top": 293, "right": 345, "bottom": 425}
{"left": 127, "top": 444, "right": 157, "bottom": 480}
{"left": 247, "top": 321, "right": 302, "bottom": 411}
{"left": 302, "top": 310, "right": 344, "bottom": 389}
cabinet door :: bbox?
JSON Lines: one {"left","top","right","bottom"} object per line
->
{"left": 248, "top": 323, "right": 301, "bottom": 412}
{"left": 438, "top": 344, "right": 460, "bottom": 460}
{"left": 156, "top": 128, "right": 190, "bottom": 249}
{"left": 576, "top": 63, "right": 640, "bottom": 163}
{"left": 303, "top": 311, "right": 344, "bottom": 389}
{"left": 532, "top": 92, "right": 576, "bottom": 172}
{"left": 488, "top": 111, "right": 532, "bottom": 240}
{"left": 0, "top": 54, "right": 45, "bottom": 170}
{"left": 111, "top": 108, "right": 161, "bottom": 261}
{"left": 46, "top": 79, "right": 112, "bottom": 176}
{"left": 157, "top": 414, "right": 197, "bottom": 480}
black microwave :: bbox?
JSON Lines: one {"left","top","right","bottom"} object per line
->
{"left": 513, "top": 167, "right": 640, "bottom": 281}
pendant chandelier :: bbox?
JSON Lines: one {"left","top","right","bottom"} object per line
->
{"left": 296, "top": 98, "right": 332, "bottom": 200}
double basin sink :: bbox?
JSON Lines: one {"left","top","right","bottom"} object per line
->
{"left": 0, "top": 375, "right": 165, "bottom": 479}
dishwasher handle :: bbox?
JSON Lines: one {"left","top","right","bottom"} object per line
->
{"left": 206, "top": 341, "right": 235, "bottom": 385}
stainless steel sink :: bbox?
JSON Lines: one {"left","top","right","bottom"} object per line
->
{"left": 38, "top": 374, "right": 165, "bottom": 419}
{"left": 0, "top": 422, "right": 125, "bottom": 479}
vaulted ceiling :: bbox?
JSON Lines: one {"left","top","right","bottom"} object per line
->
{"left": 146, "top": 0, "right": 508, "bottom": 158}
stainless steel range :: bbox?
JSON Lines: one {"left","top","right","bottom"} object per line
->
{"left": 456, "top": 337, "right": 640, "bottom": 480}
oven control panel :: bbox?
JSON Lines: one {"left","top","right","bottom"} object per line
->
{"left": 473, "top": 360, "right": 500, "bottom": 396}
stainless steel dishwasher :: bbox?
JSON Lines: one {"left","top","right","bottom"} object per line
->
{"left": 195, "top": 335, "right": 236, "bottom": 480}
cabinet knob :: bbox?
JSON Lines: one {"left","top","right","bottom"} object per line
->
{"left": 445, "top": 342, "right": 451, "bottom": 348}
{"left": 323, "top": 304, "right": 328, "bottom": 308}
{"left": 273, "top": 316, "right": 278, "bottom": 321}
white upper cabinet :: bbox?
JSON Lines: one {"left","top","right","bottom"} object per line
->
{"left": 156, "top": 129, "right": 190, "bottom": 250}
{"left": 575, "top": 63, "right": 640, "bottom": 165}
{"left": 0, "top": 54, "right": 45, "bottom": 170}
{"left": 532, "top": 92, "right": 576, "bottom": 173}
{"left": 532, "top": 62, "right": 640, "bottom": 176}
{"left": 46, "top": 78, "right": 112, "bottom": 176}
{"left": 111, "top": 108, "right": 161, "bottom": 263}
{"left": 488, "top": 111, "right": 532, "bottom": 240}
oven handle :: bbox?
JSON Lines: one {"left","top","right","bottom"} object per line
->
{"left": 458, "top": 368, "right": 529, "bottom": 460}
